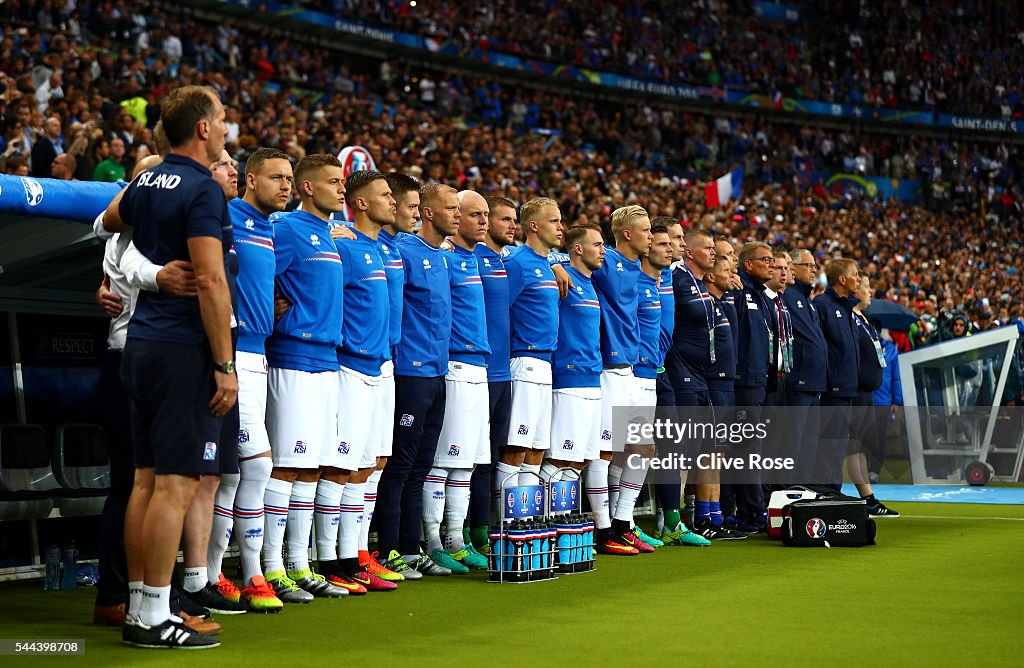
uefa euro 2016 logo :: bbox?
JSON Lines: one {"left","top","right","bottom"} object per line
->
{"left": 507, "top": 492, "right": 516, "bottom": 509}
{"left": 805, "top": 518, "right": 827, "bottom": 538}
{"left": 534, "top": 490, "right": 543, "bottom": 507}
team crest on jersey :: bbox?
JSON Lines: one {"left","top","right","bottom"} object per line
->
{"left": 562, "top": 439, "right": 574, "bottom": 450}
{"left": 338, "top": 442, "right": 350, "bottom": 455}
{"left": 203, "top": 441, "right": 217, "bottom": 460}
{"left": 400, "top": 414, "right": 414, "bottom": 427}
{"left": 294, "top": 440, "right": 307, "bottom": 453}
{"left": 310, "top": 234, "right": 320, "bottom": 246}
{"left": 517, "top": 424, "right": 529, "bottom": 436}
{"left": 364, "top": 253, "right": 372, "bottom": 264}
{"left": 448, "top": 444, "right": 460, "bottom": 457}
{"left": 601, "top": 430, "right": 611, "bottom": 441}
{"left": 238, "top": 429, "right": 249, "bottom": 444}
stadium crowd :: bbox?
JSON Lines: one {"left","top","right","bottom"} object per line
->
{"left": 313, "top": 0, "right": 1024, "bottom": 118}
{"left": 1, "top": 2, "right": 1021, "bottom": 337}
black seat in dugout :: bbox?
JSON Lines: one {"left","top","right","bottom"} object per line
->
{"left": 50, "top": 424, "right": 110, "bottom": 517}
{"left": 53, "top": 424, "right": 111, "bottom": 491}
{"left": 0, "top": 424, "right": 55, "bottom": 521}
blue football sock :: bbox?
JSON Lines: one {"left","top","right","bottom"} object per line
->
{"left": 709, "top": 501, "right": 723, "bottom": 526}
{"left": 696, "top": 500, "right": 710, "bottom": 521}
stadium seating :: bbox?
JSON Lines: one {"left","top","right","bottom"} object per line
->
{"left": 0, "top": 424, "right": 56, "bottom": 521}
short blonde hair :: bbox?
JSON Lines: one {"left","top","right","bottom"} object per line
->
{"left": 610, "top": 205, "right": 649, "bottom": 241}
{"left": 519, "top": 197, "right": 558, "bottom": 228}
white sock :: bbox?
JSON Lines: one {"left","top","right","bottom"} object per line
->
{"left": 127, "top": 581, "right": 143, "bottom": 620}
{"left": 493, "top": 461, "right": 519, "bottom": 519}
{"left": 313, "top": 479, "right": 343, "bottom": 563}
{"left": 656, "top": 507, "right": 665, "bottom": 532}
{"left": 139, "top": 584, "right": 171, "bottom": 627}
{"left": 613, "top": 457, "right": 649, "bottom": 524}
{"left": 422, "top": 468, "right": 448, "bottom": 554}
{"left": 359, "top": 470, "right": 382, "bottom": 553}
{"left": 608, "top": 464, "right": 623, "bottom": 512}
{"left": 208, "top": 473, "right": 239, "bottom": 584}
{"left": 540, "top": 461, "right": 562, "bottom": 485}
{"left": 262, "top": 477, "right": 292, "bottom": 575}
{"left": 183, "top": 567, "right": 207, "bottom": 594}
{"left": 235, "top": 457, "right": 272, "bottom": 586}
{"left": 585, "top": 459, "right": 611, "bottom": 530}
{"left": 519, "top": 463, "right": 541, "bottom": 487}
{"left": 285, "top": 481, "right": 317, "bottom": 573}
{"left": 337, "top": 481, "right": 365, "bottom": 560}
{"left": 444, "top": 469, "right": 472, "bottom": 552}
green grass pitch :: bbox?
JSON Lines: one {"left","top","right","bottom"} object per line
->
{"left": 2, "top": 501, "right": 1021, "bottom": 667}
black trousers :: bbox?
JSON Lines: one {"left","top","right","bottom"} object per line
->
{"left": 377, "top": 375, "right": 446, "bottom": 555}
{"left": 469, "top": 380, "right": 512, "bottom": 528}
{"left": 96, "top": 349, "right": 132, "bottom": 607}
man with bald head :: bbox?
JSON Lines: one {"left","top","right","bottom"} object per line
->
{"left": 420, "top": 190, "right": 492, "bottom": 573}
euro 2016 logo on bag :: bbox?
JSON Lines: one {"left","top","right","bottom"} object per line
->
{"left": 805, "top": 518, "right": 827, "bottom": 538}
{"left": 294, "top": 440, "right": 306, "bottom": 454}
{"left": 448, "top": 444, "right": 460, "bottom": 457}
{"left": 518, "top": 424, "right": 529, "bottom": 436}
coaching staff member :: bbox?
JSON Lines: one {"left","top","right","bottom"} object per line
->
{"left": 103, "top": 85, "right": 234, "bottom": 650}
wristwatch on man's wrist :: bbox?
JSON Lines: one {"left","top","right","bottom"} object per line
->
{"left": 215, "top": 360, "right": 235, "bottom": 374}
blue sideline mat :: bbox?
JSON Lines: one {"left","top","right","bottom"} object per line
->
{"left": 841, "top": 484, "right": 1024, "bottom": 505}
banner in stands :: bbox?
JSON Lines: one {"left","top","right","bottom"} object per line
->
{"left": 808, "top": 172, "right": 924, "bottom": 204}
{"left": 212, "top": 0, "right": 1024, "bottom": 134}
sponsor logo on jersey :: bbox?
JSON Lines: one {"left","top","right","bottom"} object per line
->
{"left": 310, "top": 234, "right": 320, "bottom": 246}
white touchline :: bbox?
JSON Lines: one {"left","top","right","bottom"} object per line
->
{"left": 899, "top": 515, "right": 1024, "bottom": 521}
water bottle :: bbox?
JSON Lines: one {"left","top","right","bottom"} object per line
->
{"left": 583, "top": 513, "right": 595, "bottom": 563}
{"left": 569, "top": 514, "right": 581, "bottom": 564}
{"left": 61, "top": 541, "right": 78, "bottom": 590}
{"left": 44, "top": 544, "right": 61, "bottom": 591}
{"left": 510, "top": 521, "right": 526, "bottom": 582}
{"left": 529, "top": 520, "right": 542, "bottom": 575}
{"left": 488, "top": 529, "right": 503, "bottom": 580}
{"left": 684, "top": 494, "right": 696, "bottom": 529}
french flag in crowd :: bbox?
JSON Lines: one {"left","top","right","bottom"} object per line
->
{"left": 704, "top": 166, "right": 744, "bottom": 208}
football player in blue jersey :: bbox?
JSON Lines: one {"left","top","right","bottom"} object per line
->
{"left": 420, "top": 190, "right": 493, "bottom": 573}
{"left": 469, "top": 196, "right": 517, "bottom": 553}
{"left": 494, "top": 198, "right": 562, "bottom": 509}
{"left": 261, "top": 155, "right": 346, "bottom": 603}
